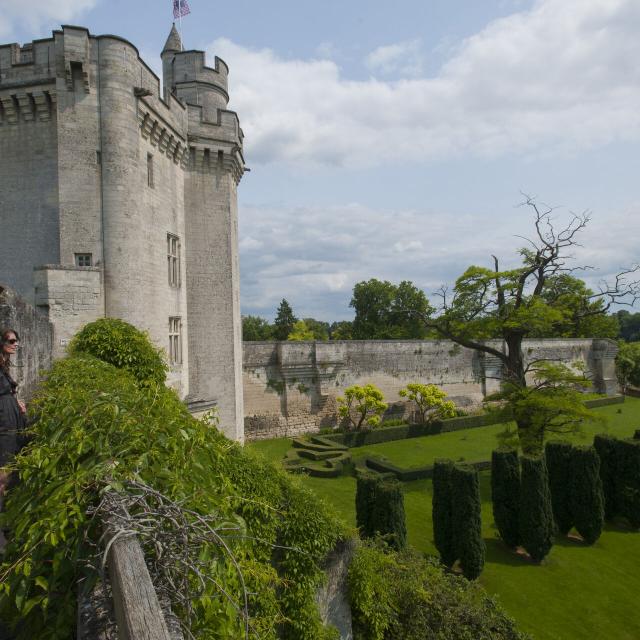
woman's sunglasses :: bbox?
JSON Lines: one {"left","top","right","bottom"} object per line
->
{"left": 6, "top": 339, "right": 19, "bottom": 345}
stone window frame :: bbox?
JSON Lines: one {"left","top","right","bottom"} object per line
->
{"left": 167, "top": 234, "right": 181, "bottom": 288}
{"left": 169, "top": 316, "right": 182, "bottom": 365}
{"left": 75, "top": 253, "right": 93, "bottom": 268}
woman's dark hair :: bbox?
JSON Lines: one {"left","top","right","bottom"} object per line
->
{"left": 0, "top": 329, "right": 20, "bottom": 373}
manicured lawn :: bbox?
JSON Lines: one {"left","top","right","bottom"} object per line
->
{"left": 248, "top": 398, "right": 640, "bottom": 640}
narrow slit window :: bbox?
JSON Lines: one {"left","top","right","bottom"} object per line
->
{"left": 167, "top": 234, "right": 181, "bottom": 287}
{"left": 169, "top": 317, "right": 182, "bottom": 365}
{"left": 147, "top": 153, "right": 154, "bottom": 188}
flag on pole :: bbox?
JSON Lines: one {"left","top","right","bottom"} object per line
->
{"left": 173, "top": 0, "right": 191, "bottom": 19}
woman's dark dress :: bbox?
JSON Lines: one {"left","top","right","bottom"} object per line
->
{"left": 0, "top": 369, "right": 23, "bottom": 466}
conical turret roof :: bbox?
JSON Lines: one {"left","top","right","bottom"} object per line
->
{"left": 162, "top": 23, "right": 182, "bottom": 54}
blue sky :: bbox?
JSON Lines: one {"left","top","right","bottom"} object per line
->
{"left": 4, "top": 0, "right": 640, "bottom": 321}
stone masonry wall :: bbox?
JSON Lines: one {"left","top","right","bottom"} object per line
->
{"left": 243, "top": 339, "right": 618, "bottom": 440}
{"left": 0, "top": 284, "right": 53, "bottom": 401}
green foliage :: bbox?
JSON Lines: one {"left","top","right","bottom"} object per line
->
{"left": 329, "top": 321, "right": 353, "bottom": 340}
{"left": 337, "top": 384, "right": 387, "bottom": 431}
{"left": 616, "top": 310, "right": 640, "bottom": 342}
{"left": 350, "top": 279, "right": 433, "bottom": 339}
{"left": 356, "top": 474, "right": 380, "bottom": 539}
{"left": 615, "top": 438, "right": 640, "bottom": 528}
{"left": 491, "top": 447, "right": 521, "bottom": 548}
{"left": 545, "top": 441, "right": 574, "bottom": 535}
{"left": 69, "top": 317, "right": 167, "bottom": 385}
{"left": 533, "top": 275, "right": 620, "bottom": 339}
{"left": 348, "top": 542, "right": 529, "bottom": 640}
{"left": 374, "top": 480, "right": 407, "bottom": 551}
{"left": 452, "top": 464, "right": 485, "bottom": 580}
{"left": 593, "top": 434, "right": 618, "bottom": 520}
{"left": 569, "top": 446, "right": 605, "bottom": 544}
{"left": 273, "top": 299, "right": 297, "bottom": 340}
{"left": 243, "top": 315, "right": 273, "bottom": 341}
{"left": 0, "top": 350, "right": 345, "bottom": 639}
{"left": 287, "top": 320, "right": 316, "bottom": 341}
{"left": 398, "top": 383, "right": 456, "bottom": 424}
{"left": 499, "top": 361, "right": 602, "bottom": 454}
{"left": 355, "top": 476, "right": 406, "bottom": 550}
{"left": 302, "top": 318, "right": 330, "bottom": 341}
{"left": 616, "top": 341, "right": 640, "bottom": 390}
{"left": 432, "top": 459, "right": 456, "bottom": 567}
{"left": 519, "top": 455, "right": 554, "bottom": 563}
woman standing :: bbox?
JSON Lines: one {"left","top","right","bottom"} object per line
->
{"left": 0, "top": 329, "right": 27, "bottom": 499}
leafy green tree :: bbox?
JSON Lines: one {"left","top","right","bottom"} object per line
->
{"left": 616, "top": 342, "right": 640, "bottom": 391}
{"left": 533, "top": 275, "right": 619, "bottom": 338}
{"left": 491, "top": 448, "right": 521, "bottom": 549}
{"left": 569, "top": 446, "right": 605, "bottom": 544}
{"left": 398, "top": 383, "right": 456, "bottom": 424}
{"left": 519, "top": 455, "right": 554, "bottom": 563}
{"left": 273, "top": 298, "right": 297, "bottom": 340}
{"left": 287, "top": 320, "right": 315, "bottom": 341}
{"left": 545, "top": 441, "right": 574, "bottom": 536}
{"left": 329, "top": 321, "right": 353, "bottom": 340}
{"left": 242, "top": 315, "right": 273, "bottom": 341}
{"left": 402, "top": 198, "right": 638, "bottom": 453}
{"left": 302, "top": 318, "right": 330, "bottom": 340}
{"left": 350, "top": 278, "right": 433, "bottom": 339}
{"left": 337, "top": 384, "right": 387, "bottom": 431}
{"left": 432, "top": 459, "right": 456, "bottom": 567}
{"left": 451, "top": 464, "right": 485, "bottom": 580}
{"left": 616, "top": 310, "right": 640, "bottom": 342}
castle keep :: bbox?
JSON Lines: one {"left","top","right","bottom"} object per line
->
{"left": 0, "top": 25, "right": 245, "bottom": 440}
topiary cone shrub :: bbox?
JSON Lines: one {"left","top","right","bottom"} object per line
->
{"left": 519, "top": 455, "right": 554, "bottom": 563}
{"left": 593, "top": 434, "right": 618, "bottom": 519}
{"left": 432, "top": 459, "right": 456, "bottom": 567}
{"left": 374, "top": 480, "right": 407, "bottom": 551}
{"left": 616, "top": 438, "right": 640, "bottom": 528}
{"left": 545, "top": 441, "right": 573, "bottom": 536}
{"left": 451, "top": 464, "right": 485, "bottom": 580}
{"left": 491, "top": 448, "right": 520, "bottom": 548}
{"left": 569, "top": 445, "right": 605, "bottom": 544}
{"left": 356, "top": 474, "right": 380, "bottom": 539}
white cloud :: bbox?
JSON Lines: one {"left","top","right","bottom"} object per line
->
{"left": 212, "top": 0, "right": 640, "bottom": 168}
{"left": 0, "top": 0, "right": 99, "bottom": 39}
{"left": 365, "top": 39, "right": 425, "bottom": 77}
{"left": 240, "top": 198, "right": 640, "bottom": 319}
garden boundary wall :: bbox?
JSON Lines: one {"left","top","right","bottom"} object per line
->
{"left": 0, "top": 283, "right": 53, "bottom": 401}
{"left": 243, "top": 339, "right": 619, "bottom": 440}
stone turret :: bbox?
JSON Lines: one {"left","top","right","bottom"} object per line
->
{"left": 160, "top": 26, "right": 246, "bottom": 440}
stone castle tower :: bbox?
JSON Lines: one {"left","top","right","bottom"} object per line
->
{"left": 0, "top": 25, "right": 246, "bottom": 440}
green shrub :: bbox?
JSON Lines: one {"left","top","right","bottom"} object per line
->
{"left": 348, "top": 542, "right": 530, "bottom": 640}
{"left": 432, "top": 459, "right": 456, "bottom": 567}
{"left": 355, "top": 475, "right": 406, "bottom": 550}
{"left": 398, "top": 383, "right": 456, "bottom": 424}
{"left": 0, "top": 352, "right": 344, "bottom": 639}
{"left": 593, "top": 434, "right": 618, "bottom": 519}
{"left": 615, "top": 438, "right": 640, "bottom": 528}
{"left": 373, "top": 480, "right": 407, "bottom": 551}
{"left": 545, "top": 441, "right": 574, "bottom": 535}
{"left": 356, "top": 474, "right": 380, "bottom": 539}
{"left": 452, "top": 464, "right": 485, "bottom": 580}
{"left": 519, "top": 455, "right": 554, "bottom": 563}
{"left": 69, "top": 317, "right": 167, "bottom": 385}
{"left": 337, "top": 384, "right": 388, "bottom": 431}
{"left": 491, "top": 447, "right": 521, "bottom": 548}
{"left": 569, "top": 446, "right": 605, "bottom": 544}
